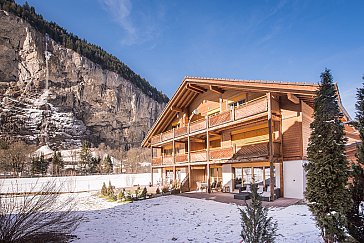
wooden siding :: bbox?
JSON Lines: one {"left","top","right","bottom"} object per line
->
{"left": 281, "top": 96, "right": 303, "bottom": 160}
{"left": 302, "top": 101, "right": 313, "bottom": 157}
{"left": 190, "top": 167, "right": 206, "bottom": 190}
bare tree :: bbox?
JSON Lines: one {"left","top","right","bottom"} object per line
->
{"left": 0, "top": 180, "right": 83, "bottom": 242}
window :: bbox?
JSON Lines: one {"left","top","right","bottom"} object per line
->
{"left": 230, "top": 99, "right": 246, "bottom": 109}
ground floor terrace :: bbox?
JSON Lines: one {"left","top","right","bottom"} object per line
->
{"left": 152, "top": 159, "right": 307, "bottom": 200}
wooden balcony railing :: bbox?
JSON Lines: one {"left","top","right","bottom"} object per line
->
{"left": 162, "top": 130, "right": 174, "bottom": 141}
{"left": 234, "top": 96, "right": 268, "bottom": 120}
{"left": 190, "top": 150, "right": 207, "bottom": 162}
{"left": 150, "top": 96, "right": 268, "bottom": 145}
{"left": 152, "top": 157, "right": 162, "bottom": 166}
{"left": 209, "top": 111, "right": 231, "bottom": 127}
{"left": 232, "top": 141, "right": 281, "bottom": 160}
{"left": 190, "top": 119, "right": 206, "bottom": 133}
{"left": 175, "top": 126, "right": 187, "bottom": 137}
{"left": 209, "top": 147, "right": 234, "bottom": 160}
{"left": 162, "top": 156, "right": 174, "bottom": 165}
{"left": 175, "top": 153, "right": 188, "bottom": 163}
{"left": 151, "top": 134, "right": 161, "bottom": 144}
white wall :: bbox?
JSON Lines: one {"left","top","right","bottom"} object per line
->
{"left": 283, "top": 160, "right": 306, "bottom": 199}
{"left": 222, "top": 164, "right": 233, "bottom": 190}
{"left": 0, "top": 173, "right": 162, "bottom": 194}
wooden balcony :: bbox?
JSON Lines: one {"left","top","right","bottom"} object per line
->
{"left": 231, "top": 141, "right": 281, "bottom": 161}
{"left": 175, "top": 153, "right": 188, "bottom": 163}
{"left": 234, "top": 96, "right": 268, "bottom": 120}
{"left": 190, "top": 150, "right": 207, "bottom": 162}
{"left": 161, "top": 130, "right": 174, "bottom": 141}
{"left": 190, "top": 119, "right": 206, "bottom": 133}
{"left": 151, "top": 134, "right": 161, "bottom": 144}
{"left": 209, "top": 147, "right": 234, "bottom": 160}
{"left": 152, "top": 157, "right": 162, "bottom": 166}
{"left": 163, "top": 156, "right": 174, "bottom": 165}
{"left": 209, "top": 111, "right": 231, "bottom": 127}
{"left": 175, "top": 126, "right": 187, "bottom": 137}
{"left": 151, "top": 96, "right": 268, "bottom": 146}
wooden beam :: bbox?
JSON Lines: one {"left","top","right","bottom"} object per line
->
{"left": 267, "top": 92, "right": 275, "bottom": 200}
{"left": 187, "top": 83, "right": 207, "bottom": 93}
{"left": 210, "top": 85, "right": 224, "bottom": 94}
{"left": 186, "top": 84, "right": 203, "bottom": 93}
{"left": 171, "top": 106, "right": 183, "bottom": 112}
{"left": 287, "top": 93, "right": 300, "bottom": 104}
{"left": 190, "top": 137, "right": 205, "bottom": 143}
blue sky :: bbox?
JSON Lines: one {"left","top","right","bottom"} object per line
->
{"left": 17, "top": 0, "right": 364, "bottom": 118}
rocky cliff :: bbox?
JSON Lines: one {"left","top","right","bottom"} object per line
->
{"left": 0, "top": 11, "right": 166, "bottom": 150}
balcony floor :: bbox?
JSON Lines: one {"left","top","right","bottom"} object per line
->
{"left": 178, "top": 191, "right": 301, "bottom": 207}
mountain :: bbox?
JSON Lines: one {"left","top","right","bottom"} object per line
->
{"left": 0, "top": 4, "right": 167, "bottom": 150}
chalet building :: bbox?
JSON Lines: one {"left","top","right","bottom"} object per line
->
{"left": 141, "top": 77, "right": 359, "bottom": 199}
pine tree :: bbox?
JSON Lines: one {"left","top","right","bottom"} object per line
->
{"left": 52, "top": 151, "right": 63, "bottom": 175}
{"left": 101, "top": 182, "right": 107, "bottom": 196}
{"left": 239, "top": 184, "right": 278, "bottom": 243}
{"left": 141, "top": 187, "right": 148, "bottom": 199}
{"left": 305, "top": 69, "right": 350, "bottom": 242}
{"left": 101, "top": 155, "right": 113, "bottom": 174}
{"left": 79, "top": 142, "right": 92, "bottom": 174}
{"left": 346, "top": 78, "right": 364, "bottom": 242}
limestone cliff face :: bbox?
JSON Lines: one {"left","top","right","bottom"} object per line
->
{"left": 0, "top": 11, "right": 165, "bottom": 149}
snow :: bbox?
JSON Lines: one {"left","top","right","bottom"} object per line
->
{"left": 70, "top": 193, "right": 322, "bottom": 243}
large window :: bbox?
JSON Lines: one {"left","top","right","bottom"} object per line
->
{"left": 253, "top": 167, "right": 264, "bottom": 185}
{"left": 243, "top": 168, "right": 252, "bottom": 185}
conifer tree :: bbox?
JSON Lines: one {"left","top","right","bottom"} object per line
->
{"left": 239, "top": 184, "right": 278, "bottom": 243}
{"left": 305, "top": 69, "right": 350, "bottom": 242}
{"left": 346, "top": 78, "right": 364, "bottom": 242}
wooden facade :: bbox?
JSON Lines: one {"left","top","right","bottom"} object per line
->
{"left": 142, "top": 77, "right": 357, "bottom": 199}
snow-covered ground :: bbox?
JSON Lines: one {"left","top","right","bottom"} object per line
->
{"left": 71, "top": 192, "right": 322, "bottom": 243}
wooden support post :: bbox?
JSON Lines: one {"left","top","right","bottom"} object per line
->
{"left": 188, "top": 122, "right": 191, "bottom": 190}
{"left": 151, "top": 146, "right": 154, "bottom": 186}
{"left": 206, "top": 116, "right": 211, "bottom": 193}
{"left": 172, "top": 128, "right": 176, "bottom": 182}
{"left": 267, "top": 92, "right": 275, "bottom": 200}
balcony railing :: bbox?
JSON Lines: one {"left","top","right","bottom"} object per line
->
{"left": 209, "top": 147, "right": 234, "bottom": 160}
{"left": 151, "top": 96, "right": 268, "bottom": 145}
{"left": 175, "top": 126, "right": 187, "bottom": 137}
{"left": 190, "top": 119, "right": 206, "bottom": 133}
{"left": 151, "top": 142, "right": 281, "bottom": 166}
{"left": 190, "top": 150, "right": 207, "bottom": 162}
{"left": 175, "top": 153, "right": 188, "bottom": 163}
{"left": 162, "top": 156, "right": 174, "bottom": 165}
{"left": 209, "top": 111, "right": 231, "bottom": 127}
{"left": 161, "top": 130, "right": 174, "bottom": 141}
{"left": 152, "top": 157, "right": 162, "bottom": 166}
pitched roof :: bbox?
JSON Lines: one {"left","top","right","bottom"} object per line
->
{"left": 141, "top": 76, "right": 348, "bottom": 147}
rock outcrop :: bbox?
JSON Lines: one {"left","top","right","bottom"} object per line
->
{"left": 0, "top": 11, "right": 165, "bottom": 150}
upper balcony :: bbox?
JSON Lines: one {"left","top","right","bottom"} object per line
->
{"left": 151, "top": 141, "right": 281, "bottom": 166}
{"left": 151, "top": 96, "right": 269, "bottom": 146}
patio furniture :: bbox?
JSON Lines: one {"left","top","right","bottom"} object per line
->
{"left": 223, "top": 185, "right": 230, "bottom": 193}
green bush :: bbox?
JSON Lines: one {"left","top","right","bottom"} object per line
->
{"left": 156, "top": 187, "right": 161, "bottom": 194}
{"left": 101, "top": 182, "right": 107, "bottom": 196}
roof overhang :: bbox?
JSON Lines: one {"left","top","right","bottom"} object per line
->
{"left": 141, "top": 76, "right": 348, "bottom": 147}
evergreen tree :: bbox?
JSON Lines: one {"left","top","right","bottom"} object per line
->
{"left": 346, "top": 79, "right": 364, "bottom": 242}
{"left": 89, "top": 156, "right": 101, "bottom": 174}
{"left": 79, "top": 142, "right": 92, "bottom": 174}
{"left": 101, "top": 154, "right": 113, "bottom": 174}
{"left": 239, "top": 184, "right": 278, "bottom": 243}
{"left": 305, "top": 69, "right": 350, "bottom": 242}
{"left": 101, "top": 182, "right": 107, "bottom": 196}
{"left": 31, "top": 154, "right": 49, "bottom": 175}
{"left": 141, "top": 187, "right": 148, "bottom": 199}
{"left": 51, "top": 151, "right": 63, "bottom": 175}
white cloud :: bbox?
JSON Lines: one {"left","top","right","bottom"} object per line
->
{"left": 100, "top": 0, "right": 163, "bottom": 46}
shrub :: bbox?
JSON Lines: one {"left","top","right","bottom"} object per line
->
{"left": 117, "top": 190, "right": 124, "bottom": 201}
{"left": 140, "top": 187, "right": 148, "bottom": 199}
{"left": 162, "top": 186, "right": 169, "bottom": 194}
{"left": 0, "top": 180, "right": 82, "bottom": 242}
{"left": 107, "top": 181, "right": 114, "bottom": 197}
{"left": 101, "top": 182, "right": 107, "bottom": 196}
{"left": 156, "top": 187, "right": 161, "bottom": 194}
{"left": 239, "top": 184, "right": 279, "bottom": 243}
